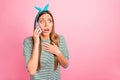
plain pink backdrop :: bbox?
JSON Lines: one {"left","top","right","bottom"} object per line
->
{"left": 0, "top": 0, "right": 120, "bottom": 80}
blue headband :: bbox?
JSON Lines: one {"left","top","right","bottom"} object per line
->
{"left": 34, "top": 4, "right": 49, "bottom": 21}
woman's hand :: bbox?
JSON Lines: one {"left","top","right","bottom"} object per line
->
{"left": 33, "top": 27, "right": 41, "bottom": 45}
{"left": 42, "top": 42, "right": 69, "bottom": 68}
{"left": 42, "top": 42, "right": 61, "bottom": 55}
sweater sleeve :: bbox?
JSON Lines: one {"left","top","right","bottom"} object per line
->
{"left": 59, "top": 35, "right": 69, "bottom": 60}
{"left": 23, "top": 37, "right": 33, "bottom": 67}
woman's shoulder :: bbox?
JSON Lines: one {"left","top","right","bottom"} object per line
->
{"left": 58, "top": 34, "right": 65, "bottom": 40}
{"left": 23, "top": 36, "right": 33, "bottom": 44}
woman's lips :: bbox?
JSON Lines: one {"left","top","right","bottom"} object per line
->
{"left": 44, "top": 29, "right": 49, "bottom": 33}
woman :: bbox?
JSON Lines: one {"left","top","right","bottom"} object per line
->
{"left": 23, "top": 4, "right": 69, "bottom": 80}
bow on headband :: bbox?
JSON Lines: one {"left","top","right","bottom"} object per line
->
{"left": 34, "top": 4, "right": 49, "bottom": 21}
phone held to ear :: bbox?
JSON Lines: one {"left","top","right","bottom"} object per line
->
{"left": 36, "top": 21, "right": 41, "bottom": 33}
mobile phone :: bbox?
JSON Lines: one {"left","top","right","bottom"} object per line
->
{"left": 35, "top": 21, "right": 41, "bottom": 33}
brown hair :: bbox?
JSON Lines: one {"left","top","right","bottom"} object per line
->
{"left": 33, "top": 11, "right": 60, "bottom": 71}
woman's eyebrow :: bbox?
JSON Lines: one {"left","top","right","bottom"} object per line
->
{"left": 47, "top": 18, "right": 52, "bottom": 20}
{"left": 40, "top": 18, "right": 44, "bottom": 20}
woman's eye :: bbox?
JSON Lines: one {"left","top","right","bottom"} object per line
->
{"left": 48, "top": 19, "right": 52, "bottom": 23}
{"left": 40, "top": 20, "right": 44, "bottom": 23}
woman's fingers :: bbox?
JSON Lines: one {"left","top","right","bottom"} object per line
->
{"left": 42, "top": 46, "right": 49, "bottom": 51}
{"left": 34, "top": 27, "right": 40, "bottom": 38}
{"left": 42, "top": 43, "right": 51, "bottom": 51}
{"left": 33, "top": 27, "right": 41, "bottom": 44}
{"left": 35, "top": 27, "right": 40, "bottom": 36}
{"left": 42, "top": 42, "right": 59, "bottom": 54}
{"left": 52, "top": 42, "right": 57, "bottom": 47}
{"left": 42, "top": 43, "right": 50, "bottom": 48}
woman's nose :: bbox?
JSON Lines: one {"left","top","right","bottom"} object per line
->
{"left": 44, "top": 21, "right": 48, "bottom": 27}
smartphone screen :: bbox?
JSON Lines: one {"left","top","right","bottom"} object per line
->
{"left": 35, "top": 21, "right": 39, "bottom": 28}
{"left": 35, "top": 21, "right": 41, "bottom": 33}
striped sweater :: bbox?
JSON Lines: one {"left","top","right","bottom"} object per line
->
{"left": 23, "top": 35, "right": 69, "bottom": 80}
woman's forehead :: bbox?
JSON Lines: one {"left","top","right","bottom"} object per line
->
{"left": 39, "top": 13, "right": 52, "bottom": 20}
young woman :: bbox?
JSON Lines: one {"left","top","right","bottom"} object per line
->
{"left": 23, "top": 4, "right": 69, "bottom": 80}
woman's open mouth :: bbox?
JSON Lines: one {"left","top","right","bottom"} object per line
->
{"left": 44, "top": 29, "right": 50, "bottom": 33}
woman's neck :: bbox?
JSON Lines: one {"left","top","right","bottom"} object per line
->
{"left": 40, "top": 34, "right": 50, "bottom": 40}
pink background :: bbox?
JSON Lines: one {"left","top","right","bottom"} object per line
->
{"left": 0, "top": 0, "right": 120, "bottom": 80}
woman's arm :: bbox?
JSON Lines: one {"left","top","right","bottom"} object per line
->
{"left": 25, "top": 27, "right": 41, "bottom": 75}
{"left": 55, "top": 51, "right": 69, "bottom": 68}
{"left": 27, "top": 43, "right": 39, "bottom": 75}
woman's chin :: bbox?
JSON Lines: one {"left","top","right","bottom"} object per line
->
{"left": 42, "top": 32, "right": 50, "bottom": 36}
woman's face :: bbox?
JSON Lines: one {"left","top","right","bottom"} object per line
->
{"left": 38, "top": 13, "right": 53, "bottom": 36}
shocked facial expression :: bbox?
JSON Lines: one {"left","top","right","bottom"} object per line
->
{"left": 38, "top": 13, "right": 53, "bottom": 36}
